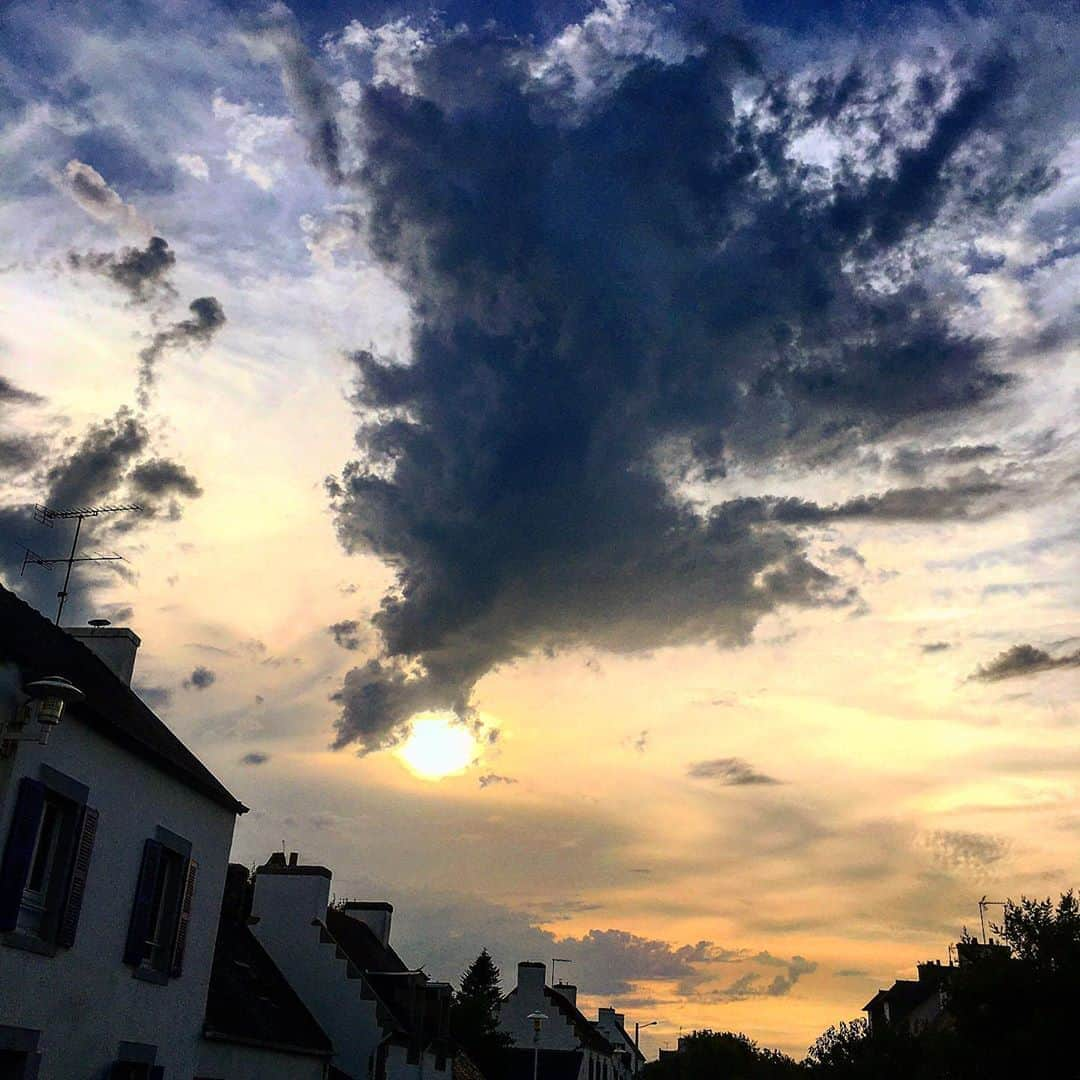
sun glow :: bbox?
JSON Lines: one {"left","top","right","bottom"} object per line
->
{"left": 396, "top": 713, "right": 477, "bottom": 780}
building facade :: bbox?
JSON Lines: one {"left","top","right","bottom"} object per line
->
{"left": 498, "top": 963, "right": 617, "bottom": 1080}
{"left": 248, "top": 852, "right": 453, "bottom": 1080}
{"left": 0, "top": 587, "right": 245, "bottom": 1079}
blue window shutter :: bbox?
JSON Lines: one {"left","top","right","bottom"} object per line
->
{"left": 123, "top": 838, "right": 162, "bottom": 966}
{"left": 0, "top": 777, "right": 46, "bottom": 931}
{"left": 56, "top": 805, "right": 99, "bottom": 948}
{"left": 169, "top": 856, "right": 198, "bottom": 977}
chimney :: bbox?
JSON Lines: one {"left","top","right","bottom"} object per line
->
{"left": 340, "top": 901, "right": 393, "bottom": 947}
{"left": 554, "top": 982, "right": 578, "bottom": 1008}
{"left": 517, "top": 961, "right": 547, "bottom": 998}
{"left": 614, "top": 1013, "right": 625, "bottom": 1028}
{"left": 251, "top": 852, "right": 332, "bottom": 925}
{"left": 65, "top": 624, "right": 141, "bottom": 685}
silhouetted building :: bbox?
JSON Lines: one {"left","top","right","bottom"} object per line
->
{"left": 863, "top": 943, "right": 1014, "bottom": 1035}
{"left": 198, "top": 863, "right": 332, "bottom": 1079}
{"left": 499, "top": 962, "right": 619, "bottom": 1080}
{"left": 593, "top": 1008, "right": 644, "bottom": 1078}
{"left": 247, "top": 851, "right": 453, "bottom": 1079}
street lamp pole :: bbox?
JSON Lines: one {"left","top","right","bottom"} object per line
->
{"left": 528, "top": 1012, "right": 548, "bottom": 1080}
{"left": 634, "top": 1021, "right": 658, "bottom": 1075}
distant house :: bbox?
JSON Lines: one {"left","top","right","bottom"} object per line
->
{"left": 0, "top": 586, "right": 246, "bottom": 1079}
{"left": 863, "top": 944, "right": 1013, "bottom": 1036}
{"left": 498, "top": 963, "right": 618, "bottom": 1080}
{"left": 593, "top": 1008, "right": 645, "bottom": 1077}
{"left": 197, "top": 864, "right": 332, "bottom": 1079}
{"left": 247, "top": 851, "right": 454, "bottom": 1080}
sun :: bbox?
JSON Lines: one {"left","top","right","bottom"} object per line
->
{"left": 396, "top": 712, "right": 477, "bottom": 780}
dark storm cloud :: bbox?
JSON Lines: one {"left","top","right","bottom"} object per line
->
{"left": 687, "top": 758, "right": 779, "bottom": 785}
{"left": 0, "top": 376, "right": 44, "bottom": 406}
{"left": 970, "top": 643, "right": 1080, "bottom": 682}
{"left": 327, "top": 619, "right": 364, "bottom": 650}
{"left": 303, "top": 13, "right": 1067, "bottom": 751}
{"left": 134, "top": 684, "right": 173, "bottom": 711}
{"left": 889, "top": 444, "right": 1000, "bottom": 479}
{"left": 129, "top": 458, "right": 202, "bottom": 499}
{"left": 68, "top": 235, "right": 176, "bottom": 303}
{"left": 921, "top": 641, "right": 951, "bottom": 654}
{"left": 477, "top": 772, "right": 517, "bottom": 788}
{"left": 246, "top": 7, "right": 344, "bottom": 183}
{"left": 55, "top": 159, "right": 147, "bottom": 234}
{"left": 44, "top": 409, "right": 149, "bottom": 509}
{"left": 137, "top": 296, "right": 225, "bottom": 407}
{"left": 923, "top": 829, "right": 1008, "bottom": 871}
{"left": 0, "top": 435, "right": 44, "bottom": 472}
{"left": 183, "top": 665, "right": 216, "bottom": 690}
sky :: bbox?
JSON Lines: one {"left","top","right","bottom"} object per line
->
{"left": 1, "top": 0, "right": 1078, "bottom": 1059}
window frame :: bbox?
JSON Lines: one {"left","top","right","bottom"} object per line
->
{"left": 0, "top": 768, "right": 95, "bottom": 955}
{"left": 124, "top": 827, "right": 195, "bottom": 983}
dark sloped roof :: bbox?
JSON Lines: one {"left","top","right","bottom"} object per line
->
{"left": 0, "top": 584, "right": 245, "bottom": 813}
{"left": 498, "top": 1049, "right": 583, "bottom": 1080}
{"left": 862, "top": 979, "right": 937, "bottom": 1015}
{"left": 324, "top": 906, "right": 422, "bottom": 1036}
{"left": 205, "top": 867, "right": 332, "bottom": 1056}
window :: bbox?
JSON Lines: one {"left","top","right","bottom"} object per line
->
{"left": 0, "top": 1049, "right": 40, "bottom": 1080}
{"left": 0, "top": 1025, "right": 42, "bottom": 1080}
{"left": 124, "top": 831, "right": 197, "bottom": 980}
{"left": 108, "top": 1063, "right": 162, "bottom": 1079}
{"left": 0, "top": 774, "right": 98, "bottom": 950}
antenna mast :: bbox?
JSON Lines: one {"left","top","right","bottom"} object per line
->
{"left": 21, "top": 503, "right": 141, "bottom": 624}
{"left": 977, "top": 896, "right": 1007, "bottom": 944}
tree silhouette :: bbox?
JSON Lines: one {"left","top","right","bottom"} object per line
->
{"left": 451, "top": 949, "right": 513, "bottom": 1078}
{"left": 642, "top": 1030, "right": 801, "bottom": 1078}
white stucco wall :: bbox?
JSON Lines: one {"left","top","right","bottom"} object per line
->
{"left": 196, "top": 1037, "right": 328, "bottom": 1079}
{"left": 0, "top": 707, "right": 237, "bottom": 1080}
{"left": 384, "top": 1041, "right": 449, "bottom": 1080}
{"left": 250, "top": 870, "right": 385, "bottom": 1079}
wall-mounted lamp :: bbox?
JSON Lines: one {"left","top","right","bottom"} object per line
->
{"left": 1, "top": 674, "right": 84, "bottom": 754}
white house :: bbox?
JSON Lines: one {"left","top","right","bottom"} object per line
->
{"left": 248, "top": 851, "right": 454, "bottom": 1080}
{"left": 498, "top": 963, "right": 617, "bottom": 1080}
{"left": 593, "top": 1009, "right": 644, "bottom": 1078}
{"left": 197, "top": 864, "right": 332, "bottom": 1080}
{"left": 0, "top": 586, "right": 246, "bottom": 1079}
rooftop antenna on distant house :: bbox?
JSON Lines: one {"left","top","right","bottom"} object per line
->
{"left": 978, "top": 896, "right": 1007, "bottom": 944}
{"left": 21, "top": 502, "right": 141, "bottom": 624}
{"left": 551, "top": 957, "right": 572, "bottom": 987}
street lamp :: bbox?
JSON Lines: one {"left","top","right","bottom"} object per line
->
{"left": 1, "top": 675, "right": 84, "bottom": 755}
{"left": 634, "top": 1021, "right": 658, "bottom": 1075}
{"left": 527, "top": 1011, "right": 548, "bottom": 1080}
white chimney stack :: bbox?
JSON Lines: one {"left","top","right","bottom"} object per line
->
{"left": 340, "top": 901, "right": 393, "bottom": 947}
{"left": 65, "top": 625, "right": 141, "bottom": 685}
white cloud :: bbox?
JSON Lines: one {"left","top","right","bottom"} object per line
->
{"left": 176, "top": 152, "right": 210, "bottom": 181}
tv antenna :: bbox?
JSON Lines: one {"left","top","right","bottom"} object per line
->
{"left": 978, "top": 896, "right": 1006, "bottom": 944}
{"left": 21, "top": 503, "right": 141, "bottom": 625}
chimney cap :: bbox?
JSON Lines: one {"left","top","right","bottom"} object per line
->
{"left": 88, "top": 618, "right": 111, "bottom": 627}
